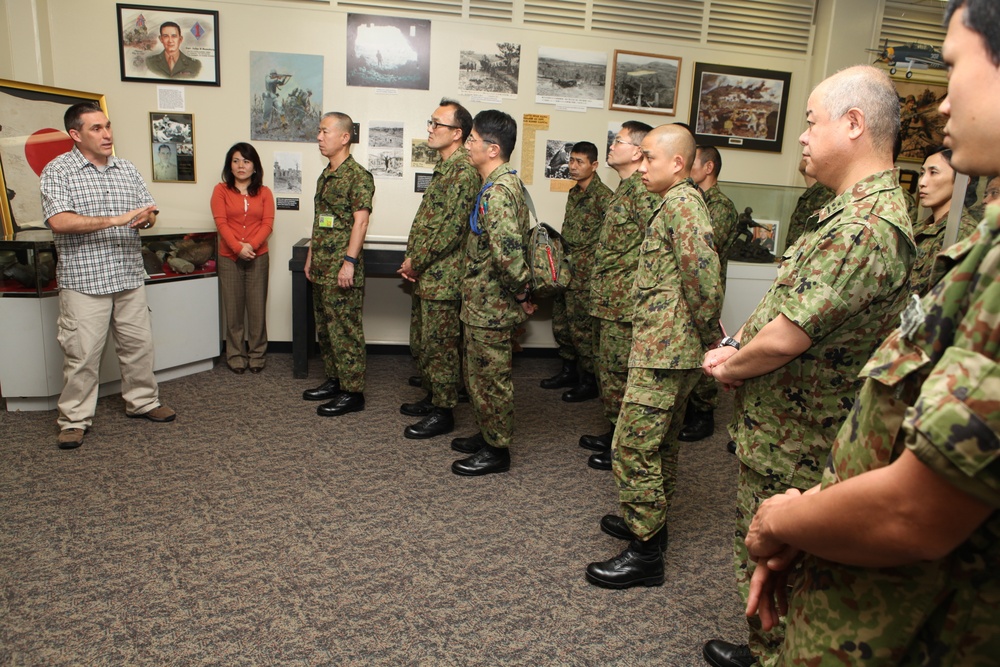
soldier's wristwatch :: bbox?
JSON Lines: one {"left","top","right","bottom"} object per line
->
{"left": 718, "top": 336, "right": 741, "bottom": 351}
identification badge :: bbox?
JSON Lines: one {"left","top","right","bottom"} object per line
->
{"left": 318, "top": 215, "right": 334, "bottom": 229}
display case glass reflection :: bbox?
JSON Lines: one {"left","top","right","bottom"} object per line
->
{"left": 718, "top": 181, "right": 806, "bottom": 260}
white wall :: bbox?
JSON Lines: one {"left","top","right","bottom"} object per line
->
{"left": 5, "top": 0, "right": 886, "bottom": 343}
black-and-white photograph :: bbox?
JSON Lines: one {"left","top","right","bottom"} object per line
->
{"left": 368, "top": 121, "right": 403, "bottom": 179}
{"left": 536, "top": 47, "right": 607, "bottom": 108}
{"left": 544, "top": 139, "right": 576, "bottom": 179}
{"left": 149, "top": 112, "right": 195, "bottom": 182}
{"left": 411, "top": 139, "right": 437, "bottom": 169}
{"left": 346, "top": 14, "right": 431, "bottom": 91}
{"left": 459, "top": 41, "right": 520, "bottom": 99}
{"left": 609, "top": 50, "right": 681, "bottom": 116}
{"left": 273, "top": 151, "right": 302, "bottom": 194}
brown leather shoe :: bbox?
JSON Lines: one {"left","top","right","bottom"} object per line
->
{"left": 128, "top": 405, "right": 177, "bottom": 422}
{"left": 57, "top": 428, "right": 86, "bottom": 450}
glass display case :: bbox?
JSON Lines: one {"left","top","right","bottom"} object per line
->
{"left": 719, "top": 180, "right": 807, "bottom": 259}
{"left": 0, "top": 228, "right": 217, "bottom": 298}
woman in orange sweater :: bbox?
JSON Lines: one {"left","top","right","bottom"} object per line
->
{"left": 211, "top": 142, "right": 275, "bottom": 374}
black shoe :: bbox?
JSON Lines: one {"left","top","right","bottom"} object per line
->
{"left": 408, "top": 375, "right": 423, "bottom": 388}
{"left": 588, "top": 448, "right": 612, "bottom": 470}
{"left": 303, "top": 378, "right": 341, "bottom": 401}
{"left": 727, "top": 440, "right": 737, "bottom": 455}
{"left": 404, "top": 408, "right": 454, "bottom": 439}
{"left": 562, "top": 372, "right": 599, "bottom": 402}
{"left": 585, "top": 534, "right": 665, "bottom": 589}
{"left": 451, "top": 432, "right": 486, "bottom": 454}
{"left": 579, "top": 429, "right": 614, "bottom": 452}
{"left": 457, "top": 386, "right": 470, "bottom": 403}
{"left": 452, "top": 444, "right": 511, "bottom": 476}
{"left": 400, "top": 393, "right": 433, "bottom": 417}
{"left": 703, "top": 640, "right": 756, "bottom": 667}
{"left": 600, "top": 514, "right": 634, "bottom": 541}
{"left": 317, "top": 392, "right": 364, "bottom": 416}
{"left": 540, "top": 360, "right": 578, "bottom": 389}
{"left": 679, "top": 410, "right": 715, "bottom": 442}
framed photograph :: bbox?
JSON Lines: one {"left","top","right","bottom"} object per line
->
{"left": 689, "top": 63, "right": 792, "bottom": 153}
{"left": 459, "top": 40, "right": 521, "bottom": 99}
{"left": 535, "top": 47, "right": 607, "bottom": 108}
{"left": 149, "top": 112, "right": 195, "bottom": 182}
{"left": 250, "top": 51, "right": 324, "bottom": 143}
{"left": 0, "top": 79, "right": 106, "bottom": 238}
{"left": 117, "top": 4, "right": 220, "bottom": 86}
{"left": 894, "top": 77, "right": 947, "bottom": 162}
{"left": 346, "top": 14, "right": 431, "bottom": 90}
{"left": 609, "top": 50, "right": 681, "bottom": 116}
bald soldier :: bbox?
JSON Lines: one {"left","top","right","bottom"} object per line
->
{"left": 743, "top": 1, "right": 1000, "bottom": 663}
{"left": 585, "top": 125, "right": 722, "bottom": 588}
{"left": 701, "top": 65, "right": 915, "bottom": 667}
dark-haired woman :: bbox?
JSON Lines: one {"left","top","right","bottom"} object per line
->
{"left": 211, "top": 142, "right": 274, "bottom": 374}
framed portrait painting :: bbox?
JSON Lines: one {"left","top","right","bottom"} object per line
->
{"left": 0, "top": 79, "right": 106, "bottom": 239}
{"left": 117, "top": 4, "right": 220, "bottom": 86}
{"left": 609, "top": 50, "right": 681, "bottom": 116}
{"left": 894, "top": 77, "right": 947, "bottom": 162}
{"left": 689, "top": 63, "right": 792, "bottom": 153}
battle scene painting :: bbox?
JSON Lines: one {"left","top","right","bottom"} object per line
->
{"left": 894, "top": 79, "right": 947, "bottom": 162}
{"left": 689, "top": 63, "right": 791, "bottom": 153}
{"left": 250, "top": 51, "right": 323, "bottom": 143}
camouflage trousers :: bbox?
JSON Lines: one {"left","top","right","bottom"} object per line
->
{"left": 612, "top": 367, "right": 700, "bottom": 541}
{"left": 313, "top": 282, "right": 366, "bottom": 392}
{"left": 735, "top": 463, "right": 796, "bottom": 667}
{"left": 410, "top": 296, "right": 462, "bottom": 408}
{"left": 464, "top": 324, "right": 516, "bottom": 448}
{"left": 551, "top": 289, "right": 598, "bottom": 374}
{"left": 687, "top": 373, "right": 720, "bottom": 413}
{"left": 596, "top": 318, "right": 633, "bottom": 425}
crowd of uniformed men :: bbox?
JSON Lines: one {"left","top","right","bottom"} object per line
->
{"left": 299, "top": 1, "right": 999, "bottom": 663}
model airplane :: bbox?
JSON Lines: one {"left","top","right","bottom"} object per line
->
{"left": 869, "top": 40, "right": 945, "bottom": 78}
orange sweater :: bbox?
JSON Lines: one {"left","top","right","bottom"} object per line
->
{"left": 211, "top": 183, "right": 275, "bottom": 260}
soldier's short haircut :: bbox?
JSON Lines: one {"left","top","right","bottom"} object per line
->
{"left": 472, "top": 109, "right": 517, "bottom": 161}
{"left": 571, "top": 141, "right": 599, "bottom": 164}
{"left": 621, "top": 120, "right": 653, "bottom": 145}
{"left": 923, "top": 145, "right": 957, "bottom": 180}
{"left": 946, "top": 0, "right": 1000, "bottom": 65}
{"left": 321, "top": 111, "right": 354, "bottom": 133}
{"left": 439, "top": 98, "right": 473, "bottom": 142}
{"left": 821, "top": 65, "right": 900, "bottom": 153}
{"left": 159, "top": 21, "right": 181, "bottom": 36}
{"left": 64, "top": 101, "right": 104, "bottom": 133}
{"left": 696, "top": 145, "right": 723, "bottom": 178}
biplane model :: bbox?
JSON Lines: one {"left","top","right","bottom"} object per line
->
{"left": 869, "top": 40, "right": 945, "bottom": 78}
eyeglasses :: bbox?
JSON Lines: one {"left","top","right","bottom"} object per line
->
{"left": 465, "top": 134, "right": 497, "bottom": 147}
{"left": 427, "top": 119, "right": 460, "bottom": 131}
{"left": 612, "top": 137, "right": 638, "bottom": 147}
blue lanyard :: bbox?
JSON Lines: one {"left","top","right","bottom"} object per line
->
{"left": 469, "top": 170, "right": 517, "bottom": 236}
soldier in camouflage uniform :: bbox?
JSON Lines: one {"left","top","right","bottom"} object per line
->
{"left": 580, "top": 121, "right": 662, "bottom": 470}
{"left": 450, "top": 110, "right": 534, "bottom": 477}
{"left": 782, "top": 156, "right": 835, "bottom": 250}
{"left": 585, "top": 125, "right": 722, "bottom": 589}
{"left": 302, "top": 112, "right": 375, "bottom": 417}
{"left": 743, "top": 6, "right": 1000, "bottom": 663}
{"left": 397, "top": 100, "right": 480, "bottom": 439}
{"left": 679, "top": 145, "right": 740, "bottom": 443}
{"left": 701, "top": 66, "right": 916, "bottom": 667}
{"left": 911, "top": 146, "right": 980, "bottom": 296}
{"left": 540, "top": 141, "right": 613, "bottom": 402}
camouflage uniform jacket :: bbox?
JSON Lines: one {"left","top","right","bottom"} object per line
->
{"left": 782, "top": 209, "right": 1000, "bottom": 665}
{"left": 562, "top": 173, "right": 613, "bottom": 293}
{"left": 589, "top": 171, "right": 662, "bottom": 322}
{"left": 732, "top": 169, "right": 916, "bottom": 488}
{"left": 311, "top": 154, "right": 375, "bottom": 288}
{"left": 910, "top": 208, "right": 979, "bottom": 297}
{"left": 629, "top": 179, "right": 722, "bottom": 370}
{"left": 702, "top": 184, "right": 739, "bottom": 277}
{"left": 903, "top": 187, "right": 919, "bottom": 227}
{"left": 784, "top": 181, "right": 836, "bottom": 250}
{"left": 460, "top": 163, "right": 531, "bottom": 330}
{"left": 405, "top": 146, "right": 480, "bottom": 300}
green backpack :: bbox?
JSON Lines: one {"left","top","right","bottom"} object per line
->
{"left": 522, "top": 185, "right": 572, "bottom": 298}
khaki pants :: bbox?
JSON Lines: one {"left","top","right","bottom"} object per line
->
{"left": 56, "top": 286, "right": 160, "bottom": 430}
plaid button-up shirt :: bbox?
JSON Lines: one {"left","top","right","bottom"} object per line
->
{"left": 41, "top": 147, "right": 155, "bottom": 295}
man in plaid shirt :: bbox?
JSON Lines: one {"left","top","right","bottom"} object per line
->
{"left": 40, "top": 101, "right": 176, "bottom": 450}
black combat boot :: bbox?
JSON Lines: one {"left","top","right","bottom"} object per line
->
{"left": 678, "top": 409, "right": 715, "bottom": 441}
{"left": 404, "top": 407, "right": 454, "bottom": 439}
{"left": 588, "top": 448, "right": 613, "bottom": 470}
{"left": 584, "top": 529, "right": 665, "bottom": 589}
{"left": 703, "top": 640, "right": 757, "bottom": 667}
{"left": 317, "top": 391, "right": 364, "bottom": 416}
{"left": 452, "top": 443, "right": 511, "bottom": 476}
{"left": 562, "top": 372, "right": 599, "bottom": 402}
{"left": 451, "top": 432, "right": 487, "bottom": 454}
{"left": 600, "top": 516, "right": 668, "bottom": 551}
{"left": 400, "top": 393, "right": 434, "bottom": 417}
{"left": 540, "top": 360, "right": 578, "bottom": 389}
{"left": 579, "top": 427, "right": 614, "bottom": 452}
{"left": 303, "top": 378, "right": 341, "bottom": 401}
